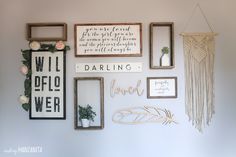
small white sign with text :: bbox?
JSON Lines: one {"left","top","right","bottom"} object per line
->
{"left": 75, "top": 62, "right": 142, "bottom": 73}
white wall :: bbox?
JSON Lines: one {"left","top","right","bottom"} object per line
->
{"left": 1, "top": 0, "right": 236, "bottom": 157}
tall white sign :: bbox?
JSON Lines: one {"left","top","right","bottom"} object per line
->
{"left": 31, "top": 51, "right": 65, "bottom": 119}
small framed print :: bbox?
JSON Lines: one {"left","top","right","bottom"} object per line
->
{"left": 147, "top": 77, "right": 177, "bottom": 98}
{"left": 74, "top": 23, "right": 142, "bottom": 57}
{"left": 30, "top": 50, "right": 66, "bottom": 119}
{"left": 74, "top": 77, "right": 104, "bottom": 130}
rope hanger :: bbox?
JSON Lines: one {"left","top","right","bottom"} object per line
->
{"left": 181, "top": 3, "right": 216, "bottom": 34}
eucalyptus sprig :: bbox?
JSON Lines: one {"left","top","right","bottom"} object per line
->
{"left": 40, "top": 43, "right": 70, "bottom": 53}
{"left": 20, "top": 49, "right": 31, "bottom": 111}
{"left": 161, "top": 47, "right": 169, "bottom": 54}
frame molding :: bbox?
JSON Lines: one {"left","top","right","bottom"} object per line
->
{"left": 74, "top": 77, "right": 104, "bottom": 130}
{"left": 74, "top": 23, "right": 142, "bottom": 57}
{"left": 147, "top": 77, "right": 177, "bottom": 99}
{"left": 27, "top": 23, "right": 67, "bottom": 41}
{"left": 150, "top": 22, "right": 174, "bottom": 69}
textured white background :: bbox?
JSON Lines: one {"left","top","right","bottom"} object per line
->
{"left": 0, "top": 0, "right": 236, "bottom": 157}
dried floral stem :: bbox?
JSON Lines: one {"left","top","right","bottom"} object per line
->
{"left": 113, "top": 106, "right": 177, "bottom": 125}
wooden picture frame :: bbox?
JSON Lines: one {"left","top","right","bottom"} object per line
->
{"left": 27, "top": 23, "right": 67, "bottom": 41}
{"left": 74, "top": 77, "right": 104, "bottom": 130}
{"left": 74, "top": 23, "right": 142, "bottom": 57}
{"left": 150, "top": 22, "right": 174, "bottom": 69}
{"left": 147, "top": 77, "right": 177, "bottom": 98}
{"left": 30, "top": 50, "right": 66, "bottom": 119}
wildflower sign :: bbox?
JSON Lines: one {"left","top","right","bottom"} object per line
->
{"left": 30, "top": 51, "right": 66, "bottom": 119}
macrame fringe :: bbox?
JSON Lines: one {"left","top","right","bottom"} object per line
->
{"left": 183, "top": 32, "right": 216, "bottom": 132}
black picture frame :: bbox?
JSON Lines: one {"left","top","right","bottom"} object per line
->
{"left": 30, "top": 50, "right": 66, "bottom": 119}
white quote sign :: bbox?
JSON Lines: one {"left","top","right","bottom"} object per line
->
{"left": 75, "top": 23, "right": 142, "bottom": 56}
{"left": 76, "top": 62, "right": 142, "bottom": 73}
{"left": 147, "top": 77, "right": 177, "bottom": 98}
{"left": 31, "top": 51, "right": 65, "bottom": 119}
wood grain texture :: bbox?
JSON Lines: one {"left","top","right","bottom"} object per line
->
{"left": 27, "top": 23, "right": 67, "bottom": 41}
{"left": 149, "top": 22, "right": 175, "bottom": 69}
{"left": 74, "top": 77, "right": 104, "bottom": 130}
{"left": 74, "top": 23, "right": 142, "bottom": 57}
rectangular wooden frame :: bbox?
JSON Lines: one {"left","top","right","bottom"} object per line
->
{"left": 150, "top": 22, "right": 174, "bottom": 69}
{"left": 147, "top": 77, "right": 177, "bottom": 99}
{"left": 74, "top": 23, "right": 142, "bottom": 57}
{"left": 74, "top": 77, "right": 104, "bottom": 130}
{"left": 30, "top": 50, "right": 66, "bottom": 119}
{"left": 27, "top": 23, "right": 67, "bottom": 41}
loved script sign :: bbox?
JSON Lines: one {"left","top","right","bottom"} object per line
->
{"left": 74, "top": 23, "right": 142, "bottom": 57}
{"left": 30, "top": 51, "right": 66, "bottom": 119}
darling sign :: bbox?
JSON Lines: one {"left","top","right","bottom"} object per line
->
{"left": 75, "top": 62, "right": 142, "bottom": 73}
{"left": 30, "top": 51, "right": 65, "bottom": 119}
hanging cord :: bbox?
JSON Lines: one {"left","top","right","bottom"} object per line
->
{"left": 181, "top": 3, "right": 215, "bottom": 33}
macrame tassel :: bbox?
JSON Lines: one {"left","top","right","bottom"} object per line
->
{"left": 182, "top": 33, "right": 216, "bottom": 132}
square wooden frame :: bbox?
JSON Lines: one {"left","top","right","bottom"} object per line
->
{"left": 27, "top": 23, "right": 67, "bottom": 41}
{"left": 74, "top": 77, "right": 104, "bottom": 130}
{"left": 30, "top": 50, "right": 66, "bottom": 119}
{"left": 74, "top": 23, "right": 142, "bottom": 57}
{"left": 150, "top": 22, "right": 174, "bottom": 69}
{"left": 147, "top": 77, "right": 177, "bottom": 99}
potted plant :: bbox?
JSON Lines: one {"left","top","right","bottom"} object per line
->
{"left": 78, "top": 105, "right": 96, "bottom": 128}
{"left": 160, "top": 47, "right": 170, "bottom": 66}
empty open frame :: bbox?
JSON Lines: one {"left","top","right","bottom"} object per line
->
{"left": 27, "top": 23, "right": 67, "bottom": 41}
{"left": 74, "top": 77, "right": 104, "bottom": 130}
{"left": 150, "top": 22, "right": 174, "bottom": 69}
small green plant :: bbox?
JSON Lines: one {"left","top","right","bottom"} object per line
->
{"left": 161, "top": 47, "right": 169, "bottom": 54}
{"left": 78, "top": 105, "right": 96, "bottom": 121}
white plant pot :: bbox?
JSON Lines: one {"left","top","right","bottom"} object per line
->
{"left": 160, "top": 54, "right": 170, "bottom": 66}
{"left": 81, "top": 119, "right": 90, "bottom": 128}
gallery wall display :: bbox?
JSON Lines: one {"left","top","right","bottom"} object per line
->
{"left": 74, "top": 23, "right": 142, "bottom": 57}
{"left": 27, "top": 23, "right": 67, "bottom": 41}
{"left": 74, "top": 77, "right": 104, "bottom": 130}
{"left": 112, "top": 106, "right": 177, "bottom": 125}
{"left": 30, "top": 50, "right": 66, "bottom": 119}
{"left": 147, "top": 77, "right": 177, "bottom": 98}
{"left": 150, "top": 22, "right": 174, "bottom": 69}
{"left": 75, "top": 62, "right": 142, "bottom": 73}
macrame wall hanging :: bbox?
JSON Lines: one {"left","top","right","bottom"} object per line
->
{"left": 180, "top": 3, "right": 218, "bottom": 132}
